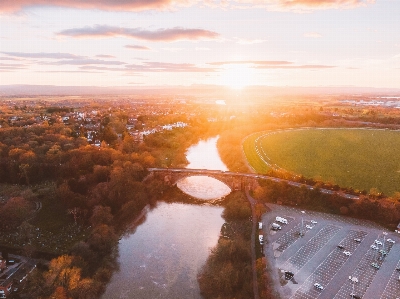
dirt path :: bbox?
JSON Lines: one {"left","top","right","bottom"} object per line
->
{"left": 246, "top": 189, "right": 260, "bottom": 299}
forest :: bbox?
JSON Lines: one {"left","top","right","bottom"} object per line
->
{"left": 0, "top": 101, "right": 220, "bottom": 298}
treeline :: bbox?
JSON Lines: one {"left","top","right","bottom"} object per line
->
{"left": 198, "top": 191, "right": 253, "bottom": 299}
{"left": 253, "top": 179, "right": 400, "bottom": 228}
{"left": 0, "top": 111, "right": 224, "bottom": 298}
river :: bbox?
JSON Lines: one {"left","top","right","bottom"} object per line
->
{"left": 102, "top": 136, "right": 230, "bottom": 298}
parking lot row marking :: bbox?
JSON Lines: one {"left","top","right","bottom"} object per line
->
{"left": 282, "top": 225, "right": 341, "bottom": 274}
{"left": 380, "top": 256, "right": 400, "bottom": 299}
{"left": 333, "top": 240, "right": 395, "bottom": 299}
{"left": 290, "top": 230, "right": 367, "bottom": 299}
{"left": 274, "top": 221, "right": 313, "bottom": 253}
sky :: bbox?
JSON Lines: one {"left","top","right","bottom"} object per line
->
{"left": 0, "top": 0, "right": 399, "bottom": 89}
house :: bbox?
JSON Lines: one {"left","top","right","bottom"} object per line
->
{"left": 0, "top": 256, "right": 5, "bottom": 273}
{"left": 0, "top": 256, "right": 36, "bottom": 298}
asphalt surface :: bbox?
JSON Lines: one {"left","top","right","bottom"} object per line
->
{"left": 262, "top": 203, "right": 400, "bottom": 299}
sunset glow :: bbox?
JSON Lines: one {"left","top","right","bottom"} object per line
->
{"left": 220, "top": 64, "right": 254, "bottom": 90}
{"left": 0, "top": 0, "right": 399, "bottom": 88}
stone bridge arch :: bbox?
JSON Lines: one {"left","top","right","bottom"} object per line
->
{"left": 147, "top": 168, "right": 258, "bottom": 191}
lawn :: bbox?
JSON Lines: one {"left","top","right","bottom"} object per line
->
{"left": 243, "top": 128, "right": 400, "bottom": 196}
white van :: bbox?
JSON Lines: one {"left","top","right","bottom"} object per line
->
{"left": 259, "top": 235, "right": 264, "bottom": 244}
{"left": 258, "top": 222, "right": 263, "bottom": 230}
{"left": 272, "top": 223, "right": 282, "bottom": 230}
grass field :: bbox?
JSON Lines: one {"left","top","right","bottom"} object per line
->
{"left": 243, "top": 128, "right": 400, "bottom": 196}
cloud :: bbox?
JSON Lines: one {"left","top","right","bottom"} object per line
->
{"left": 44, "top": 58, "right": 126, "bottom": 65}
{"left": 80, "top": 61, "right": 216, "bottom": 73}
{"left": 263, "top": 0, "right": 374, "bottom": 11}
{"left": 38, "top": 70, "right": 102, "bottom": 73}
{"left": 0, "top": 0, "right": 375, "bottom": 13}
{"left": 0, "top": 62, "right": 29, "bottom": 71}
{"left": 0, "top": 0, "right": 180, "bottom": 13}
{"left": 57, "top": 25, "right": 219, "bottom": 41}
{"left": 1, "top": 51, "right": 84, "bottom": 59}
{"left": 208, "top": 60, "right": 293, "bottom": 66}
{"left": 127, "top": 62, "right": 217, "bottom": 72}
{"left": 79, "top": 66, "right": 126, "bottom": 71}
{"left": 125, "top": 45, "right": 151, "bottom": 50}
{"left": 96, "top": 54, "right": 116, "bottom": 58}
{"left": 254, "top": 64, "right": 336, "bottom": 69}
{"left": 303, "top": 32, "right": 322, "bottom": 38}
{"left": 209, "top": 60, "right": 335, "bottom": 69}
{"left": 0, "top": 56, "right": 21, "bottom": 61}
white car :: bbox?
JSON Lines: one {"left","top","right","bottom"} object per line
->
{"left": 387, "top": 238, "right": 395, "bottom": 244}
{"left": 306, "top": 225, "right": 313, "bottom": 229}
{"left": 343, "top": 251, "right": 352, "bottom": 256}
{"left": 311, "top": 220, "right": 317, "bottom": 224}
{"left": 374, "top": 240, "right": 383, "bottom": 246}
{"left": 379, "top": 249, "right": 387, "bottom": 256}
{"left": 272, "top": 223, "right": 282, "bottom": 230}
{"left": 314, "top": 283, "right": 324, "bottom": 290}
{"left": 276, "top": 216, "right": 288, "bottom": 224}
{"left": 370, "top": 245, "right": 379, "bottom": 250}
{"left": 354, "top": 238, "right": 361, "bottom": 243}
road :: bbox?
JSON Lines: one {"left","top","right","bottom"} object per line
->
{"left": 246, "top": 190, "right": 260, "bottom": 299}
{"left": 148, "top": 168, "right": 359, "bottom": 200}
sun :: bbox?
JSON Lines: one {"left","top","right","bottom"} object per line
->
{"left": 219, "top": 63, "right": 254, "bottom": 90}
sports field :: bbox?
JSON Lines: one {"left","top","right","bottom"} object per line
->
{"left": 243, "top": 128, "right": 400, "bottom": 196}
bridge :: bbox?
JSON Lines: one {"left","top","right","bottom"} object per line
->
{"left": 146, "top": 168, "right": 359, "bottom": 200}
{"left": 147, "top": 168, "right": 258, "bottom": 191}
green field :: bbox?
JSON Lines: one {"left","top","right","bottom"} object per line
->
{"left": 243, "top": 128, "right": 400, "bottom": 196}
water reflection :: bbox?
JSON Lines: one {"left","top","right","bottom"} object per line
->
{"left": 101, "top": 202, "right": 224, "bottom": 299}
{"left": 185, "top": 136, "right": 228, "bottom": 171}
{"left": 102, "top": 136, "right": 228, "bottom": 298}
{"left": 177, "top": 176, "right": 231, "bottom": 200}
{"left": 178, "top": 136, "right": 231, "bottom": 200}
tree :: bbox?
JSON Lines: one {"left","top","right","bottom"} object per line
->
{"left": 89, "top": 206, "right": 113, "bottom": 227}
{"left": 0, "top": 197, "right": 32, "bottom": 230}
{"left": 87, "top": 224, "right": 118, "bottom": 254}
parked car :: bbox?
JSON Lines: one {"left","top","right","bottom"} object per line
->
{"left": 259, "top": 235, "right": 264, "bottom": 245}
{"left": 275, "top": 216, "right": 288, "bottom": 224}
{"left": 387, "top": 238, "right": 395, "bottom": 244}
{"left": 371, "top": 262, "right": 380, "bottom": 269}
{"left": 258, "top": 222, "right": 263, "bottom": 230}
{"left": 305, "top": 225, "right": 312, "bottom": 229}
{"left": 311, "top": 220, "right": 317, "bottom": 224}
{"left": 271, "top": 223, "right": 282, "bottom": 230}
{"left": 337, "top": 245, "right": 344, "bottom": 249}
{"left": 354, "top": 238, "right": 361, "bottom": 243}
{"left": 343, "top": 251, "right": 352, "bottom": 256}
{"left": 374, "top": 240, "right": 383, "bottom": 246}
{"left": 370, "top": 245, "right": 379, "bottom": 250}
{"left": 314, "top": 283, "right": 324, "bottom": 290}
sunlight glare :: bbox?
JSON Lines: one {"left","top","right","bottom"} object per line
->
{"left": 220, "top": 64, "right": 254, "bottom": 90}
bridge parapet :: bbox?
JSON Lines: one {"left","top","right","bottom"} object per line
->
{"left": 148, "top": 168, "right": 258, "bottom": 191}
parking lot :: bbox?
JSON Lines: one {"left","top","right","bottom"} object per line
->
{"left": 262, "top": 204, "right": 400, "bottom": 299}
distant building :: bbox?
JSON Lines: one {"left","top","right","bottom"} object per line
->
{"left": 0, "top": 256, "right": 36, "bottom": 299}
{"left": 0, "top": 256, "right": 5, "bottom": 272}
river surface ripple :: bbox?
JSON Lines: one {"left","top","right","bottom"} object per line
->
{"left": 102, "top": 136, "right": 228, "bottom": 298}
